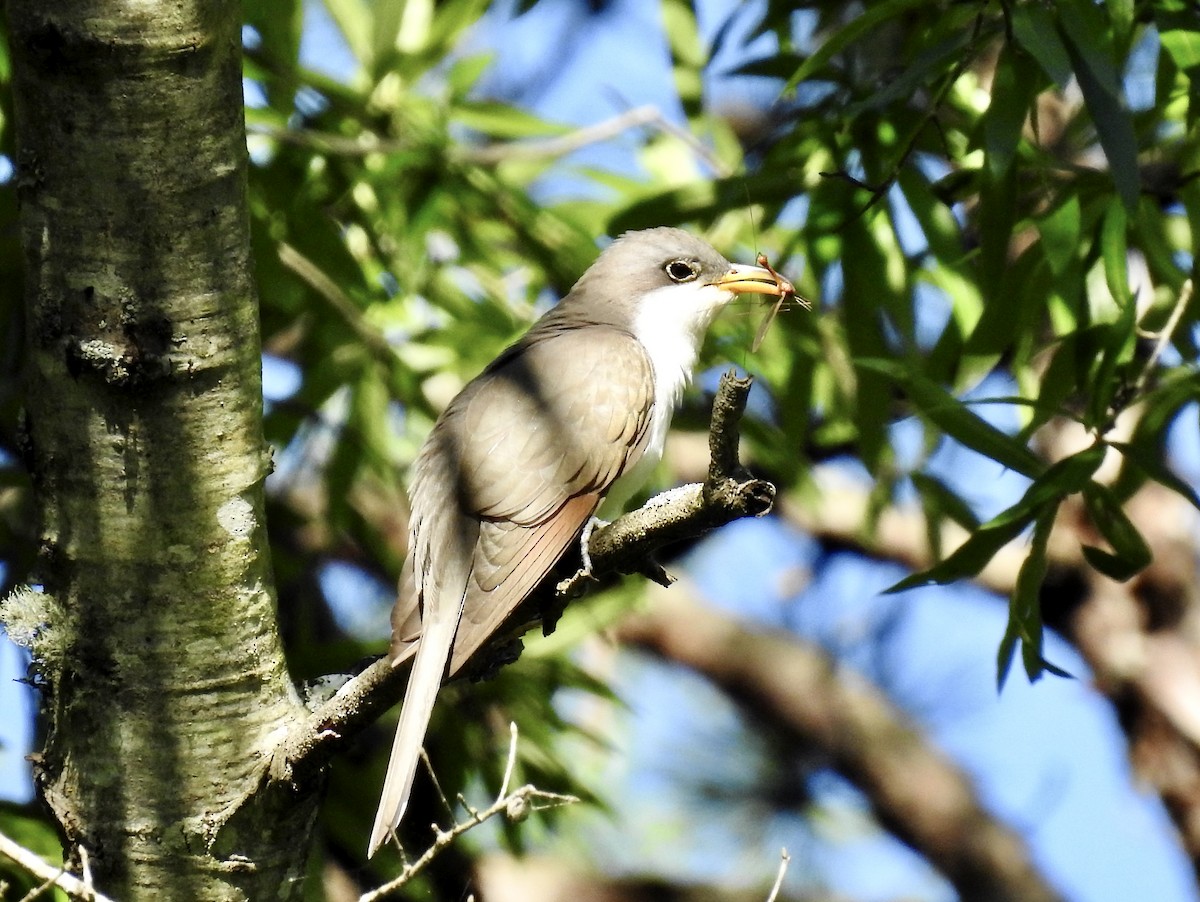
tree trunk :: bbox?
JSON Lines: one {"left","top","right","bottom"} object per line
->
{"left": 7, "top": 1, "right": 317, "bottom": 897}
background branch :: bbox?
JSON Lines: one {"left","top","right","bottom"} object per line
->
{"left": 618, "top": 588, "right": 1066, "bottom": 902}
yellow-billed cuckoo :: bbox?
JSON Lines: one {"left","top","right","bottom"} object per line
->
{"left": 368, "top": 227, "right": 792, "bottom": 856}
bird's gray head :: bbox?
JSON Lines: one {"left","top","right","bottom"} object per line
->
{"left": 551, "top": 227, "right": 791, "bottom": 346}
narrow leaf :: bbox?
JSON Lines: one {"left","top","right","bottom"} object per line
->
{"left": 997, "top": 621, "right": 1020, "bottom": 691}
{"left": 911, "top": 472, "right": 981, "bottom": 530}
{"left": 1082, "top": 482, "right": 1153, "bottom": 579}
{"left": 1110, "top": 440, "right": 1200, "bottom": 511}
{"left": 857, "top": 358, "right": 1045, "bottom": 477}
{"left": 784, "top": 0, "right": 931, "bottom": 92}
{"left": 1011, "top": 4, "right": 1073, "bottom": 87}
{"left": 887, "top": 445, "right": 1103, "bottom": 594}
{"left": 1099, "top": 202, "right": 1132, "bottom": 307}
{"left": 1058, "top": 0, "right": 1140, "bottom": 211}
{"left": 886, "top": 513, "right": 1031, "bottom": 593}
{"left": 1014, "top": 504, "right": 1057, "bottom": 681}
{"left": 985, "top": 46, "right": 1035, "bottom": 177}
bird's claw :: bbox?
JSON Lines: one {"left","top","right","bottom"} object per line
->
{"left": 579, "top": 515, "right": 610, "bottom": 576}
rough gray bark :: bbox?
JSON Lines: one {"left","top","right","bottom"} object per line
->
{"left": 5, "top": 1, "right": 316, "bottom": 897}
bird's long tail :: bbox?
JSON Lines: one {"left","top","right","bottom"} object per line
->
{"left": 367, "top": 612, "right": 459, "bottom": 857}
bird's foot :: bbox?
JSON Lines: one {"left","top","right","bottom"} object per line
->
{"left": 579, "top": 515, "right": 610, "bottom": 576}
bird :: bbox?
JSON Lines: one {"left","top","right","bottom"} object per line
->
{"left": 368, "top": 226, "right": 793, "bottom": 856}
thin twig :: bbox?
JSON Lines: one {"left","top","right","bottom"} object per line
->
{"left": 1134, "top": 277, "right": 1193, "bottom": 395}
{"left": 248, "top": 124, "right": 413, "bottom": 157}
{"left": 420, "top": 747, "right": 456, "bottom": 821}
{"left": 358, "top": 784, "right": 579, "bottom": 902}
{"left": 497, "top": 722, "right": 519, "bottom": 802}
{"left": 460, "top": 105, "right": 660, "bottom": 164}
{"left": 461, "top": 103, "right": 732, "bottom": 177}
{"left": 0, "top": 832, "right": 115, "bottom": 902}
{"left": 1105, "top": 277, "right": 1195, "bottom": 429}
{"left": 764, "top": 847, "right": 791, "bottom": 902}
{"left": 277, "top": 240, "right": 399, "bottom": 366}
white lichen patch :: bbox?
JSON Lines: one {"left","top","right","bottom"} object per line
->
{"left": 0, "top": 585, "right": 52, "bottom": 648}
{"left": 216, "top": 496, "right": 256, "bottom": 540}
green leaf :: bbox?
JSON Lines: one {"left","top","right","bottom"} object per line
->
{"left": 732, "top": 53, "right": 805, "bottom": 80}
{"left": 1038, "top": 194, "right": 1082, "bottom": 276}
{"left": 977, "top": 167, "right": 1018, "bottom": 303}
{"left": 323, "top": 0, "right": 373, "bottom": 68}
{"left": 447, "top": 53, "right": 493, "bottom": 96}
{"left": 842, "top": 224, "right": 895, "bottom": 472}
{"left": 856, "top": 358, "right": 1045, "bottom": 478}
{"left": 887, "top": 444, "right": 1104, "bottom": 594}
{"left": 1160, "top": 25, "right": 1200, "bottom": 73}
{"left": 1084, "top": 285, "right": 1137, "bottom": 428}
{"left": 453, "top": 102, "right": 569, "bottom": 139}
{"left": 985, "top": 45, "right": 1037, "bottom": 177}
{"left": 608, "top": 170, "right": 801, "bottom": 234}
{"left": 1081, "top": 482, "right": 1153, "bottom": 580}
{"left": 1156, "top": 4, "right": 1200, "bottom": 67}
{"left": 846, "top": 30, "right": 973, "bottom": 116}
{"left": 1099, "top": 202, "right": 1132, "bottom": 307}
{"left": 1110, "top": 440, "right": 1200, "bottom": 511}
{"left": 997, "top": 620, "right": 1020, "bottom": 691}
{"left": 1104, "top": 0, "right": 1135, "bottom": 57}
{"left": 1057, "top": 0, "right": 1140, "bottom": 211}
{"left": 1011, "top": 4, "right": 1072, "bottom": 87}
{"left": 783, "top": 0, "right": 932, "bottom": 92}
{"left": 1013, "top": 503, "right": 1056, "bottom": 681}
{"left": 911, "top": 472, "right": 981, "bottom": 530}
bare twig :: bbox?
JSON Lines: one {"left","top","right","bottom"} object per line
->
{"left": 1134, "top": 277, "right": 1193, "bottom": 395}
{"left": 420, "top": 747, "right": 456, "bottom": 821}
{"left": 247, "top": 124, "right": 415, "bottom": 157}
{"left": 460, "top": 103, "right": 732, "bottom": 177}
{"left": 0, "top": 832, "right": 116, "bottom": 902}
{"left": 360, "top": 730, "right": 577, "bottom": 902}
{"left": 764, "top": 848, "right": 790, "bottom": 902}
{"left": 497, "top": 722, "right": 519, "bottom": 802}
{"left": 277, "top": 240, "right": 399, "bottom": 367}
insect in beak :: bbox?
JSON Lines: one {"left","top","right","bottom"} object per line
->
{"left": 751, "top": 253, "right": 811, "bottom": 353}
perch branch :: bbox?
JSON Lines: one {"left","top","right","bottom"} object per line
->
{"left": 272, "top": 370, "right": 775, "bottom": 786}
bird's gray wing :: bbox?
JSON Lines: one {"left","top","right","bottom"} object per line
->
{"left": 389, "top": 325, "right": 654, "bottom": 675}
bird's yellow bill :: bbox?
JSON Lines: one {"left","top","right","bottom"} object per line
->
{"left": 712, "top": 262, "right": 798, "bottom": 302}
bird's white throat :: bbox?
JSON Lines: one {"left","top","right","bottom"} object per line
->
{"left": 600, "top": 281, "right": 733, "bottom": 516}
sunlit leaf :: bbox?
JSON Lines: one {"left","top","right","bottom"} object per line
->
{"left": 1099, "top": 202, "right": 1132, "bottom": 307}
{"left": 856, "top": 358, "right": 1045, "bottom": 478}
{"left": 888, "top": 445, "right": 1103, "bottom": 594}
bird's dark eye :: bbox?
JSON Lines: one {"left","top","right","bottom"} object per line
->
{"left": 665, "top": 260, "right": 698, "bottom": 283}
